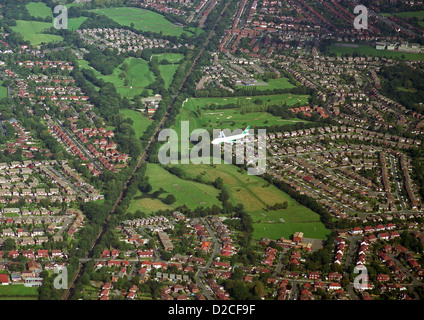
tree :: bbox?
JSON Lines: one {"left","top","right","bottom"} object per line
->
{"left": 3, "top": 238, "right": 15, "bottom": 251}
{"left": 162, "top": 194, "right": 176, "bottom": 205}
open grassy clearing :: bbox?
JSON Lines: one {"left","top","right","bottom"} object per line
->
{"left": 0, "top": 285, "right": 39, "bottom": 299}
{"left": 77, "top": 57, "right": 155, "bottom": 97}
{"left": 0, "top": 81, "right": 8, "bottom": 99}
{"left": 67, "top": 16, "right": 88, "bottom": 30}
{"left": 26, "top": 2, "right": 52, "bottom": 19}
{"left": 381, "top": 10, "right": 424, "bottom": 18}
{"left": 11, "top": 20, "right": 63, "bottom": 45}
{"left": 119, "top": 109, "right": 152, "bottom": 139}
{"left": 172, "top": 94, "right": 310, "bottom": 136}
{"left": 249, "top": 77, "right": 295, "bottom": 91}
{"left": 151, "top": 53, "right": 184, "bottom": 63}
{"left": 158, "top": 64, "right": 179, "bottom": 89}
{"left": 88, "top": 7, "right": 198, "bottom": 37}
{"left": 170, "top": 161, "right": 330, "bottom": 240}
{"left": 25, "top": 1, "right": 87, "bottom": 30}
{"left": 127, "top": 163, "right": 222, "bottom": 214}
{"left": 329, "top": 43, "right": 424, "bottom": 61}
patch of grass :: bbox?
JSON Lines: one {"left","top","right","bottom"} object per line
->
{"left": 68, "top": 16, "right": 88, "bottom": 30}
{"left": 89, "top": 7, "right": 198, "bottom": 37}
{"left": 158, "top": 64, "right": 179, "bottom": 89}
{"left": 173, "top": 95, "right": 310, "bottom": 137}
{"left": 329, "top": 43, "right": 424, "bottom": 61}
{"left": 0, "top": 81, "right": 8, "bottom": 99}
{"left": 151, "top": 53, "right": 184, "bottom": 63}
{"left": 119, "top": 109, "right": 152, "bottom": 139}
{"left": 0, "top": 285, "right": 39, "bottom": 299}
{"left": 77, "top": 57, "right": 155, "bottom": 97}
{"left": 11, "top": 20, "right": 63, "bottom": 45}
{"left": 252, "top": 77, "right": 295, "bottom": 91}
{"left": 26, "top": 2, "right": 52, "bottom": 19}
{"left": 127, "top": 163, "right": 222, "bottom": 214}
{"left": 172, "top": 162, "right": 330, "bottom": 240}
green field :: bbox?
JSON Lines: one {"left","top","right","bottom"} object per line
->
{"left": 329, "top": 43, "right": 424, "bottom": 61}
{"left": 151, "top": 53, "right": 184, "bottom": 63}
{"left": 381, "top": 10, "right": 424, "bottom": 18}
{"left": 127, "top": 163, "right": 222, "bottom": 214}
{"left": 158, "top": 64, "right": 179, "bottom": 89}
{"left": 251, "top": 77, "right": 295, "bottom": 91}
{"left": 67, "top": 16, "right": 88, "bottom": 30}
{"left": 0, "top": 81, "right": 8, "bottom": 99}
{"left": 77, "top": 57, "right": 156, "bottom": 97}
{"left": 173, "top": 94, "right": 310, "bottom": 137}
{"left": 25, "top": 1, "right": 87, "bottom": 30}
{"left": 11, "top": 20, "right": 63, "bottom": 45}
{"left": 26, "top": 2, "right": 52, "bottom": 19}
{"left": 170, "top": 161, "right": 330, "bottom": 240}
{"left": 119, "top": 109, "right": 152, "bottom": 139}
{"left": 89, "top": 7, "right": 198, "bottom": 37}
{"left": 381, "top": 10, "right": 424, "bottom": 29}
{"left": 0, "top": 285, "right": 39, "bottom": 300}
{"left": 151, "top": 53, "right": 184, "bottom": 89}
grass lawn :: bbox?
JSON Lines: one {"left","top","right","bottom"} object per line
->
{"left": 127, "top": 163, "right": 222, "bottom": 214}
{"left": 77, "top": 57, "right": 155, "bottom": 97}
{"left": 381, "top": 10, "right": 424, "bottom": 18}
{"left": 67, "top": 16, "right": 88, "bottom": 30}
{"left": 26, "top": 2, "right": 87, "bottom": 30}
{"left": 158, "top": 64, "right": 179, "bottom": 89}
{"left": 0, "top": 285, "right": 39, "bottom": 299}
{"left": 0, "top": 81, "right": 8, "bottom": 99}
{"left": 119, "top": 109, "right": 152, "bottom": 139}
{"left": 89, "top": 7, "right": 198, "bottom": 37}
{"left": 26, "top": 2, "right": 52, "bottom": 19}
{"left": 151, "top": 53, "right": 184, "bottom": 89}
{"left": 173, "top": 94, "right": 310, "bottom": 136}
{"left": 11, "top": 20, "right": 63, "bottom": 46}
{"left": 329, "top": 43, "right": 424, "bottom": 61}
{"left": 151, "top": 53, "right": 184, "bottom": 63}
{"left": 250, "top": 77, "right": 295, "bottom": 91}
{"left": 171, "top": 161, "right": 330, "bottom": 240}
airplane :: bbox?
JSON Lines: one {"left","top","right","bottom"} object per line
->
{"left": 211, "top": 126, "right": 253, "bottom": 145}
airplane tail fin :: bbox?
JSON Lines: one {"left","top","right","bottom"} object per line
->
{"left": 242, "top": 125, "right": 250, "bottom": 135}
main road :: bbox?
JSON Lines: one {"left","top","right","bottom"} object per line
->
{"left": 62, "top": 0, "right": 234, "bottom": 300}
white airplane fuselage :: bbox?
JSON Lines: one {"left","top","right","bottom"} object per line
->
{"left": 211, "top": 132, "right": 249, "bottom": 145}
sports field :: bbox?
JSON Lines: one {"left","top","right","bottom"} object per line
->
{"left": 171, "top": 161, "right": 330, "bottom": 240}
{"left": 0, "top": 285, "right": 39, "bottom": 300}
{"left": 89, "top": 7, "right": 198, "bottom": 37}
{"left": 77, "top": 58, "right": 156, "bottom": 97}
{"left": 119, "top": 109, "right": 152, "bottom": 139}
{"left": 329, "top": 43, "right": 424, "bottom": 61}
{"left": 127, "top": 163, "right": 222, "bottom": 214}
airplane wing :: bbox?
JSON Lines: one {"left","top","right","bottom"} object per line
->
{"left": 219, "top": 131, "right": 226, "bottom": 139}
